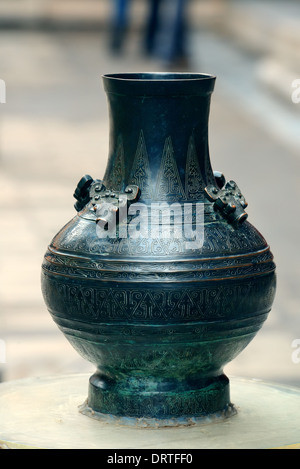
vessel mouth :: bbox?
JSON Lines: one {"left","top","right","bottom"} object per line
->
{"left": 102, "top": 72, "right": 216, "bottom": 82}
{"left": 102, "top": 72, "right": 216, "bottom": 96}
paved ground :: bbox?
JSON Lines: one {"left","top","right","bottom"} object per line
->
{"left": 0, "top": 1, "right": 300, "bottom": 388}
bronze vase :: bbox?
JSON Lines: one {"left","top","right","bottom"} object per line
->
{"left": 41, "top": 73, "right": 276, "bottom": 426}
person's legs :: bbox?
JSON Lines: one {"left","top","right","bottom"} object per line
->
{"left": 144, "top": 0, "right": 162, "bottom": 55}
{"left": 169, "top": 0, "right": 188, "bottom": 63}
{"left": 148, "top": 0, "right": 189, "bottom": 68}
{"left": 115, "top": 0, "right": 129, "bottom": 28}
{"left": 111, "top": 0, "right": 130, "bottom": 53}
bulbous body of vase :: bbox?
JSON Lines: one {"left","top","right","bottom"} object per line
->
{"left": 41, "top": 73, "right": 276, "bottom": 426}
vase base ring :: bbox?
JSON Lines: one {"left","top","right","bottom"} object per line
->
{"left": 79, "top": 400, "right": 237, "bottom": 428}
{"left": 78, "top": 372, "right": 237, "bottom": 427}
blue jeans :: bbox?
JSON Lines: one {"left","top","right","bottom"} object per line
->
{"left": 113, "top": 0, "right": 130, "bottom": 29}
{"left": 145, "top": 0, "right": 188, "bottom": 63}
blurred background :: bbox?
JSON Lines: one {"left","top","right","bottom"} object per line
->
{"left": 0, "top": 0, "right": 300, "bottom": 389}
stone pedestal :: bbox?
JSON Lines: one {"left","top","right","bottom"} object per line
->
{"left": 0, "top": 374, "right": 300, "bottom": 449}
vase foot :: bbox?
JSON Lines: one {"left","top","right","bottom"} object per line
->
{"left": 79, "top": 400, "right": 236, "bottom": 428}
{"left": 79, "top": 372, "right": 236, "bottom": 427}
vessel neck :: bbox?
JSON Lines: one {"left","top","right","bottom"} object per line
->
{"left": 102, "top": 73, "right": 216, "bottom": 203}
